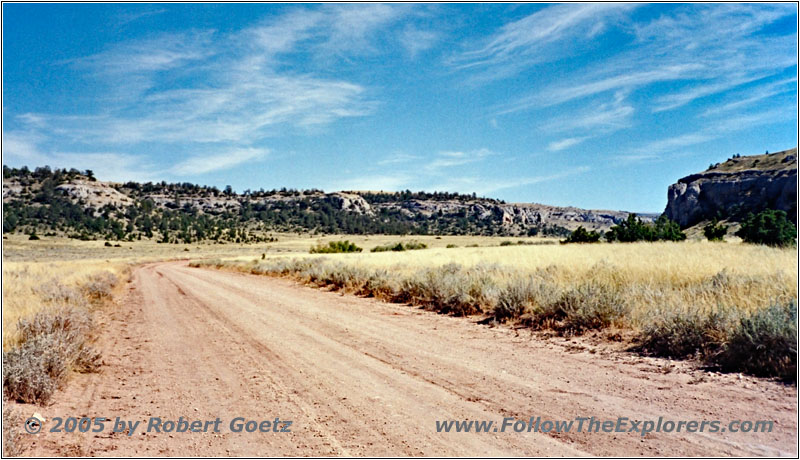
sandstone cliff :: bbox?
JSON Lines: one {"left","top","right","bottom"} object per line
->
{"left": 664, "top": 148, "right": 797, "bottom": 228}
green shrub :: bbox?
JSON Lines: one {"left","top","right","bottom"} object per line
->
{"left": 703, "top": 219, "right": 728, "bottom": 241}
{"left": 309, "top": 240, "right": 363, "bottom": 254}
{"left": 638, "top": 308, "right": 734, "bottom": 359}
{"left": 370, "top": 241, "right": 427, "bottom": 252}
{"left": 606, "top": 215, "right": 685, "bottom": 242}
{"left": 446, "top": 244, "right": 458, "bottom": 248}
{"left": 400, "top": 263, "right": 499, "bottom": 316}
{"left": 359, "top": 269, "right": 396, "bottom": 299}
{"left": 498, "top": 240, "right": 537, "bottom": 246}
{"left": 327, "top": 264, "right": 370, "bottom": 292}
{"left": 605, "top": 214, "right": 650, "bottom": 242}
{"left": 404, "top": 241, "right": 427, "bottom": 250}
{"left": 371, "top": 242, "right": 405, "bottom": 252}
{"left": 653, "top": 215, "right": 687, "bottom": 241}
{"left": 715, "top": 303, "right": 797, "bottom": 381}
{"left": 554, "top": 282, "right": 629, "bottom": 333}
{"left": 736, "top": 209, "right": 797, "bottom": 247}
{"left": 562, "top": 226, "right": 601, "bottom": 243}
{"left": 495, "top": 278, "right": 535, "bottom": 321}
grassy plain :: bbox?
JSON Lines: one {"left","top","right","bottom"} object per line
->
{"left": 211, "top": 238, "right": 795, "bottom": 318}
{"left": 4, "top": 233, "right": 797, "bottom": 381}
{"left": 1, "top": 232, "right": 552, "bottom": 345}
{"left": 2, "top": 233, "right": 281, "bottom": 348}
{"left": 199, "top": 237, "right": 797, "bottom": 379}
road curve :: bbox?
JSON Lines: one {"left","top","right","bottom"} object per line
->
{"left": 23, "top": 261, "right": 797, "bottom": 456}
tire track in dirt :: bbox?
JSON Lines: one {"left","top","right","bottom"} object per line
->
{"left": 20, "top": 261, "right": 797, "bottom": 456}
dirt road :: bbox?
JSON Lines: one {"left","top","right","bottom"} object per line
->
{"left": 21, "top": 261, "right": 797, "bottom": 456}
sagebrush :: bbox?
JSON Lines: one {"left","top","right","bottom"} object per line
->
{"left": 2, "top": 271, "right": 118, "bottom": 404}
{"left": 195, "top": 243, "right": 796, "bottom": 380}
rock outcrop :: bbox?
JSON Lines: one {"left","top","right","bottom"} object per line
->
{"left": 3, "top": 168, "right": 657, "bottom": 238}
{"left": 323, "top": 192, "right": 373, "bottom": 215}
{"left": 372, "top": 199, "right": 654, "bottom": 231}
{"left": 55, "top": 180, "right": 135, "bottom": 209}
{"left": 664, "top": 148, "right": 797, "bottom": 228}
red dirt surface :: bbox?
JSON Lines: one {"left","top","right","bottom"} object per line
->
{"left": 16, "top": 261, "right": 798, "bottom": 456}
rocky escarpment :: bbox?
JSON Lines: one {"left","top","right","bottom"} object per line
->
{"left": 664, "top": 148, "right": 797, "bottom": 228}
{"left": 3, "top": 166, "right": 655, "bottom": 240}
{"left": 373, "top": 199, "right": 653, "bottom": 231}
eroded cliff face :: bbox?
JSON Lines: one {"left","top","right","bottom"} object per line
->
{"left": 664, "top": 148, "right": 797, "bottom": 228}
{"left": 361, "top": 198, "right": 653, "bottom": 231}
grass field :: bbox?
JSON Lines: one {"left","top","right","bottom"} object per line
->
{"left": 198, "top": 238, "right": 797, "bottom": 380}
{"left": 206, "top": 239, "right": 795, "bottom": 317}
{"left": 4, "top": 233, "right": 797, "bottom": 387}
{"left": 0, "top": 233, "right": 549, "bottom": 346}
{"left": 2, "top": 232, "right": 291, "bottom": 346}
{"left": 1, "top": 233, "right": 303, "bottom": 408}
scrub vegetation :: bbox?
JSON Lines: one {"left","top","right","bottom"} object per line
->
{"left": 195, "top": 241, "right": 797, "bottom": 380}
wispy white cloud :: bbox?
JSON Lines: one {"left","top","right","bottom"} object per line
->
{"left": 701, "top": 77, "right": 797, "bottom": 117}
{"left": 6, "top": 5, "right": 433, "bottom": 184}
{"left": 451, "top": 3, "right": 637, "bottom": 82}
{"left": 483, "top": 4, "right": 795, "bottom": 123}
{"left": 651, "top": 74, "right": 766, "bottom": 112}
{"left": 2, "top": 131, "right": 157, "bottom": 182}
{"left": 626, "top": 133, "right": 718, "bottom": 161}
{"left": 241, "top": 4, "right": 411, "bottom": 63}
{"left": 547, "top": 137, "right": 587, "bottom": 152}
{"left": 329, "top": 164, "right": 590, "bottom": 196}
{"left": 3, "top": 131, "right": 47, "bottom": 162}
{"left": 331, "top": 144, "right": 589, "bottom": 196}
{"left": 242, "top": 8, "right": 324, "bottom": 57}
{"left": 331, "top": 146, "right": 505, "bottom": 194}
{"left": 617, "top": 108, "right": 795, "bottom": 163}
{"left": 427, "top": 148, "right": 495, "bottom": 170}
{"left": 67, "top": 31, "right": 216, "bottom": 100}
{"left": 321, "top": 4, "right": 407, "bottom": 57}
{"left": 427, "top": 166, "right": 591, "bottom": 196}
{"left": 170, "top": 148, "right": 269, "bottom": 175}
{"left": 30, "top": 9, "right": 385, "bottom": 152}
{"left": 116, "top": 8, "right": 166, "bottom": 26}
{"left": 470, "top": 3, "right": 796, "bottom": 158}
{"left": 4, "top": 130, "right": 270, "bottom": 181}
{"left": 377, "top": 152, "right": 423, "bottom": 165}
{"left": 499, "top": 65, "right": 699, "bottom": 114}
{"left": 538, "top": 92, "right": 634, "bottom": 135}
{"left": 399, "top": 24, "right": 439, "bottom": 58}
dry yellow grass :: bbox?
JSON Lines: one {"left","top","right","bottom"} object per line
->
{"left": 295, "top": 240, "right": 792, "bottom": 280}
{"left": 198, "top": 237, "right": 797, "bottom": 378}
{"left": 1, "top": 233, "right": 284, "bottom": 348}
{"left": 211, "top": 239, "right": 796, "bottom": 327}
{"left": 2, "top": 261, "right": 124, "bottom": 348}
{"left": 5, "top": 234, "right": 796, "bottom": 341}
{"left": 3, "top": 233, "right": 796, "bottom": 379}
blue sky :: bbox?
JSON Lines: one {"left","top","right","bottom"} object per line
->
{"left": 3, "top": 3, "right": 797, "bottom": 212}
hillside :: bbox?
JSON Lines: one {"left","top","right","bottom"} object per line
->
{"left": 2, "top": 165, "right": 652, "bottom": 243}
{"left": 663, "top": 148, "right": 797, "bottom": 228}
